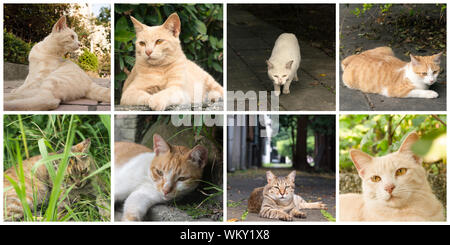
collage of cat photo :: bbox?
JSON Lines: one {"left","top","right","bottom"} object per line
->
{"left": 0, "top": 1, "right": 448, "bottom": 231}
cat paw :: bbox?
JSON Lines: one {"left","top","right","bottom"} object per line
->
{"left": 207, "top": 91, "right": 223, "bottom": 102}
{"left": 424, "top": 90, "right": 439, "bottom": 99}
{"left": 148, "top": 97, "right": 167, "bottom": 111}
{"left": 274, "top": 91, "right": 281, "bottom": 96}
{"left": 291, "top": 210, "right": 306, "bottom": 219}
{"left": 278, "top": 212, "right": 294, "bottom": 221}
{"left": 282, "top": 88, "right": 290, "bottom": 94}
{"left": 317, "top": 202, "right": 328, "bottom": 210}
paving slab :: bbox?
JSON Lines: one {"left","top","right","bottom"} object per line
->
{"left": 227, "top": 6, "right": 336, "bottom": 111}
{"left": 227, "top": 169, "right": 336, "bottom": 222}
{"left": 339, "top": 4, "right": 446, "bottom": 111}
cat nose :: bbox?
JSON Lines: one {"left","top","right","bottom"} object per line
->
{"left": 384, "top": 184, "right": 395, "bottom": 194}
{"left": 145, "top": 49, "right": 153, "bottom": 56}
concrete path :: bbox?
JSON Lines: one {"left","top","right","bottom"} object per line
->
{"left": 4, "top": 78, "right": 111, "bottom": 111}
{"left": 227, "top": 6, "right": 336, "bottom": 111}
{"left": 227, "top": 169, "right": 336, "bottom": 222}
{"left": 339, "top": 4, "right": 446, "bottom": 111}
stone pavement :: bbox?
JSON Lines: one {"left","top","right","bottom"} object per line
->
{"left": 227, "top": 169, "right": 336, "bottom": 222}
{"left": 227, "top": 6, "right": 336, "bottom": 111}
{"left": 4, "top": 78, "right": 111, "bottom": 111}
{"left": 339, "top": 4, "right": 446, "bottom": 111}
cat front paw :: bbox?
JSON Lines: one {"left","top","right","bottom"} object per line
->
{"left": 291, "top": 209, "right": 306, "bottom": 219}
{"left": 207, "top": 91, "right": 223, "bottom": 102}
{"left": 274, "top": 91, "right": 281, "bottom": 96}
{"left": 316, "top": 202, "right": 327, "bottom": 210}
{"left": 424, "top": 90, "right": 439, "bottom": 99}
{"left": 278, "top": 212, "right": 293, "bottom": 221}
{"left": 148, "top": 97, "right": 167, "bottom": 111}
{"left": 282, "top": 88, "right": 290, "bottom": 94}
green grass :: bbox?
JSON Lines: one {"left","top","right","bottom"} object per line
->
{"left": 3, "top": 115, "right": 111, "bottom": 222}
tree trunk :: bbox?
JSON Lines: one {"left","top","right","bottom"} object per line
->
{"left": 293, "top": 116, "right": 312, "bottom": 171}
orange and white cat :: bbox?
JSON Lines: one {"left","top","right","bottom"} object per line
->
{"left": 340, "top": 132, "right": 445, "bottom": 221}
{"left": 341, "top": 47, "right": 442, "bottom": 98}
{"left": 114, "top": 134, "right": 208, "bottom": 221}
{"left": 120, "top": 13, "right": 223, "bottom": 110}
{"left": 4, "top": 16, "right": 110, "bottom": 111}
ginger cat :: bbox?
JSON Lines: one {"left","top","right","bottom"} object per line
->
{"left": 341, "top": 47, "right": 442, "bottom": 98}
{"left": 4, "top": 16, "right": 110, "bottom": 111}
{"left": 248, "top": 171, "right": 326, "bottom": 221}
{"left": 340, "top": 132, "right": 445, "bottom": 221}
{"left": 267, "top": 33, "right": 301, "bottom": 96}
{"left": 120, "top": 13, "right": 223, "bottom": 110}
{"left": 4, "top": 139, "right": 109, "bottom": 221}
{"left": 114, "top": 134, "right": 208, "bottom": 221}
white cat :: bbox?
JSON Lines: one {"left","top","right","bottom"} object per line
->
{"left": 340, "top": 132, "right": 445, "bottom": 221}
{"left": 114, "top": 134, "right": 208, "bottom": 221}
{"left": 4, "top": 16, "right": 110, "bottom": 111}
{"left": 266, "top": 33, "right": 301, "bottom": 96}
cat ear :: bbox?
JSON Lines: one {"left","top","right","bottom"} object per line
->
{"left": 266, "top": 171, "right": 276, "bottom": 184}
{"left": 188, "top": 145, "right": 208, "bottom": 169}
{"left": 153, "top": 134, "right": 170, "bottom": 155}
{"left": 287, "top": 170, "right": 296, "bottom": 183}
{"left": 52, "top": 16, "right": 68, "bottom": 33}
{"left": 433, "top": 52, "right": 443, "bottom": 65}
{"left": 349, "top": 149, "right": 373, "bottom": 177}
{"left": 410, "top": 54, "right": 420, "bottom": 66}
{"left": 130, "top": 16, "right": 145, "bottom": 33}
{"left": 163, "top": 13, "right": 181, "bottom": 38}
{"left": 266, "top": 60, "right": 274, "bottom": 69}
{"left": 71, "top": 138, "right": 91, "bottom": 153}
{"left": 285, "top": 60, "right": 294, "bottom": 69}
{"left": 398, "top": 132, "right": 421, "bottom": 164}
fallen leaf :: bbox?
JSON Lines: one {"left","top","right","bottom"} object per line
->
{"left": 319, "top": 73, "right": 327, "bottom": 77}
{"left": 227, "top": 218, "right": 239, "bottom": 222}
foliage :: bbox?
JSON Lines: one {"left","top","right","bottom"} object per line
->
{"left": 78, "top": 48, "right": 99, "bottom": 72}
{"left": 3, "top": 30, "right": 32, "bottom": 64}
{"left": 3, "top": 115, "right": 110, "bottom": 221}
{"left": 339, "top": 114, "right": 446, "bottom": 172}
{"left": 4, "top": 4, "right": 70, "bottom": 43}
{"left": 114, "top": 4, "right": 223, "bottom": 103}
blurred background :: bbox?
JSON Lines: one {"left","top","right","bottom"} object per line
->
{"left": 339, "top": 114, "right": 446, "bottom": 208}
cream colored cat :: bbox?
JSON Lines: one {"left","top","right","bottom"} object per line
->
{"left": 4, "top": 16, "right": 110, "bottom": 111}
{"left": 120, "top": 13, "right": 224, "bottom": 110}
{"left": 342, "top": 46, "right": 442, "bottom": 98}
{"left": 340, "top": 132, "right": 445, "bottom": 221}
{"left": 114, "top": 134, "right": 208, "bottom": 221}
{"left": 267, "top": 33, "right": 301, "bottom": 96}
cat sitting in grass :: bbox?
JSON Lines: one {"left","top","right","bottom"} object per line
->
{"left": 3, "top": 139, "right": 110, "bottom": 221}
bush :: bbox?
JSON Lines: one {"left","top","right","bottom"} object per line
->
{"left": 114, "top": 4, "right": 223, "bottom": 104}
{"left": 3, "top": 30, "right": 32, "bottom": 64}
{"left": 78, "top": 48, "right": 99, "bottom": 72}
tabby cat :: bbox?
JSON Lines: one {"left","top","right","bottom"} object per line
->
{"left": 340, "top": 132, "right": 445, "bottom": 221}
{"left": 3, "top": 139, "right": 109, "bottom": 221}
{"left": 120, "top": 13, "right": 223, "bottom": 110}
{"left": 341, "top": 46, "right": 442, "bottom": 98}
{"left": 115, "top": 134, "right": 208, "bottom": 221}
{"left": 248, "top": 171, "right": 326, "bottom": 221}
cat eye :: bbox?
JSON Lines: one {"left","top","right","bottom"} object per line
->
{"left": 370, "top": 175, "right": 381, "bottom": 182}
{"left": 395, "top": 168, "right": 407, "bottom": 176}
{"left": 282, "top": 75, "right": 287, "bottom": 78}
{"left": 156, "top": 169, "right": 163, "bottom": 176}
{"left": 177, "top": 177, "right": 188, "bottom": 182}
{"left": 421, "top": 72, "right": 427, "bottom": 76}
{"left": 138, "top": 41, "right": 146, "bottom": 46}
{"left": 71, "top": 35, "right": 75, "bottom": 39}
{"left": 155, "top": 39, "right": 164, "bottom": 45}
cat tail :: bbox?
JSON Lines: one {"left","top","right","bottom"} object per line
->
{"left": 4, "top": 89, "right": 61, "bottom": 111}
{"left": 86, "top": 82, "right": 111, "bottom": 103}
{"left": 204, "top": 74, "right": 223, "bottom": 102}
